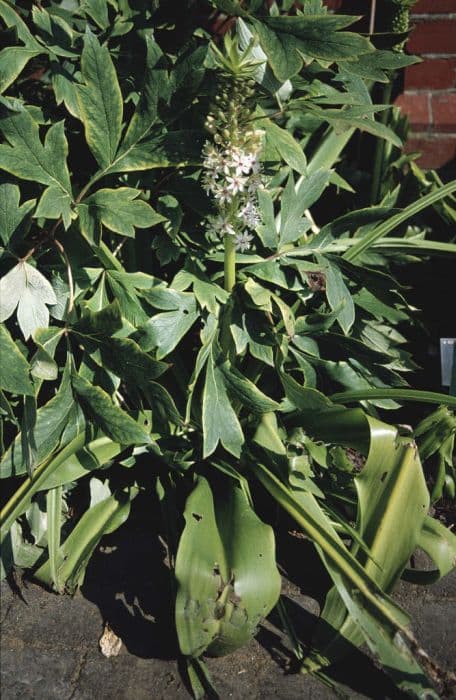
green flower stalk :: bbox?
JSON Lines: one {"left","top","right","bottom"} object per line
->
{"left": 202, "top": 34, "right": 265, "bottom": 292}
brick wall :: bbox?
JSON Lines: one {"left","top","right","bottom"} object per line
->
{"left": 323, "top": 0, "right": 456, "bottom": 169}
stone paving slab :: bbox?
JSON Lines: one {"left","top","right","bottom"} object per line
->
{"left": 1, "top": 539, "right": 455, "bottom": 700}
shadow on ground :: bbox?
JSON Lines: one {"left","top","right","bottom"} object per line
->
{"left": 1, "top": 504, "right": 455, "bottom": 700}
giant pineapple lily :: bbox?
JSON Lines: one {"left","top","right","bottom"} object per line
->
{"left": 0, "top": 1, "right": 455, "bottom": 698}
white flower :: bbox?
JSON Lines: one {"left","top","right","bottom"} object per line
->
{"left": 209, "top": 214, "right": 236, "bottom": 237}
{"left": 237, "top": 200, "right": 260, "bottom": 229}
{"left": 235, "top": 231, "right": 254, "bottom": 252}
{"left": 226, "top": 174, "right": 247, "bottom": 195}
{"left": 213, "top": 182, "right": 234, "bottom": 204}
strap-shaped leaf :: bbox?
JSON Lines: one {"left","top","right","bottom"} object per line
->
{"left": 34, "top": 486, "right": 135, "bottom": 592}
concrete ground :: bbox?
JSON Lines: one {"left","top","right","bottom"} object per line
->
{"left": 1, "top": 526, "right": 455, "bottom": 700}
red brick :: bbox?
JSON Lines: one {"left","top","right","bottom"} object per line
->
{"left": 413, "top": 0, "right": 456, "bottom": 13}
{"left": 408, "top": 20, "right": 456, "bottom": 55}
{"left": 405, "top": 135, "right": 456, "bottom": 169}
{"left": 405, "top": 59, "right": 456, "bottom": 90}
{"left": 432, "top": 92, "right": 456, "bottom": 132}
{"left": 395, "top": 92, "right": 431, "bottom": 130}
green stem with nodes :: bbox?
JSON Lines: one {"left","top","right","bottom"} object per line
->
{"left": 224, "top": 233, "right": 236, "bottom": 293}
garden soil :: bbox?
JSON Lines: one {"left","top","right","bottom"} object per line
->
{"left": 1, "top": 524, "right": 455, "bottom": 700}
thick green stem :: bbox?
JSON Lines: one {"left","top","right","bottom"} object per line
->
{"left": 370, "top": 80, "right": 394, "bottom": 205}
{"left": 223, "top": 234, "right": 236, "bottom": 293}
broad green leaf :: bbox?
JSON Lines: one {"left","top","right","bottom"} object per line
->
{"left": 121, "top": 35, "right": 166, "bottom": 150}
{"left": 35, "top": 185, "right": 74, "bottom": 230}
{"left": 0, "top": 262, "right": 57, "bottom": 339}
{"left": 173, "top": 268, "right": 228, "bottom": 315}
{"left": 175, "top": 476, "right": 281, "bottom": 657}
{"left": 100, "top": 337, "right": 168, "bottom": 384}
{"left": 0, "top": 325, "right": 34, "bottom": 396}
{"left": 0, "top": 0, "right": 42, "bottom": 50}
{"left": 0, "top": 358, "right": 83, "bottom": 478}
{"left": 137, "top": 288, "right": 199, "bottom": 359}
{"left": 0, "top": 109, "right": 72, "bottom": 197}
{"left": 78, "top": 187, "right": 165, "bottom": 240}
{"left": 103, "top": 129, "right": 205, "bottom": 175}
{"left": 0, "top": 183, "right": 35, "bottom": 246}
{"left": 256, "top": 188, "right": 278, "bottom": 249}
{"left": 220, "top": 361, "right": 280, "bottom": 414}
{"left": 0, "top": 47, "right": 41, "bottom": 95}
{"left": 30, "top": 327, "right": 64, "bottom": 381}
{"left": 72, "top": 372, "right": 151, "bottom": 445}
{"left": 76, "top": 28, "right": 123, "bottom": 169}
{"left": 51, "top": 61, "right": 80, "bottom": 119}
{"left": 203, "top": 348, "right": 244, "bottom": 458}
{"left": 316, "top": 255, "right": 355, "bottom": 335}
{"left": 251, "top": 15, "right": 373, "bottom": 82}
{"left": 346, "top": 50, "right": 419, "bottom": 83}
{"left": 307, "top": 104, "right": 402, "bottom": 147}
{"left": 281, "top": 372, "right": 333, "bottom": 412}
{"left": 263, "top": 119, "right": 307, "bottom": 174}
{"left": 279, "top": 171, "right": 330, "bottom": 246}
{"left": 31, "top": 6, "right": 76, "bottom": 59}
{"left": 74, "top": 300, "right": 122, "bottom": 338}
{"left": 80, "top": 0, "right": 109, "bottom": 29}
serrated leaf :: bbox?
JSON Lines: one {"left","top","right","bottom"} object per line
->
{"left": 203, "top": 347, "right": 244, "bottom": 458}
{"left": 76, "top": 28, "right": 123, "bottom": 169}
{"left": 72, "top": 372, "right": 151, "bottom": 445}
{"left": 0, "top": 183, "right": 35, "bottom": 246}
{"left": 0, "top": 109, "right": 72, "bottom": 197}
{"left": 0, "top": 325, "right": 34, "bottom": 396}
{"left": 78, "top": 187, "right": 165, "bottom": 240}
